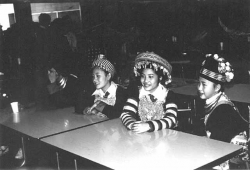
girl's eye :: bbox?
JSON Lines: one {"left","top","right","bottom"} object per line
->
{"left": 149, "top": 75, "right": 153, "bottom": 79}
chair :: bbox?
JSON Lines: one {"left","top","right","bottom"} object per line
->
{"left": 176, "top": 99, "right": 194, "bottom": 133}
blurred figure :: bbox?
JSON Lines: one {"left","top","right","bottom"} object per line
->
{"left": 49, "top": 16, "right": 80, "bottom": 79}
{"left": 47, "top": 65, "right": 78, "bottom": 108}
{"left": 3, "top": 17, "right": 39, "bottom": 108}
{"left": 33, "top": 13, "right": 51, "bottom": 110}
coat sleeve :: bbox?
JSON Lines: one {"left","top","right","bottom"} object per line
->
{"left": 102, "top": 86, "right": 128, "bottom": 119}
{"left": 120, "top": 96, "right": 139, "bottom": 129}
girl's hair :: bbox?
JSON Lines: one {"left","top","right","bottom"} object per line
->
{"left": 135, "top": 63, "right": 166, "bottom": 86}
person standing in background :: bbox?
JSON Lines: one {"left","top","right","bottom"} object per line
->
{"left": 33, "top": 13, "right": 51, "bottom": 110}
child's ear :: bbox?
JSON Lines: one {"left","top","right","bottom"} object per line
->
{"left": 107, "top": 73, "right": 112, "bottom": 81}
{"left": 215, "top": 84, "right": 221, "bottom": 92}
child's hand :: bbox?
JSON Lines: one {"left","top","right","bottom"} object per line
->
{"left": 131, "top": 121, "right": 150, "bottom": 133}
{"left": 96, "top": 112, "right": 107, "bottom": 118}
{"left": 83, "top": 107, "right": 91, "bottom": 114}
{"left": 90, "top": 108, "right": 99, "bottom": 114}
{"left": 84, "top": 107, "right": 98, "bottom": 115}
{"left": 48, "top": 68, "right": 58, "bottom": 83}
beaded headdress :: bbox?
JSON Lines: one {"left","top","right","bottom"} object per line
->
{"left": 92, "top": 55, "right": 115, "bottom": 77}
{"left": 134, "top": 52, "right": 172, "bottom": 85}
{"left": 200, "top": 54, "right": 234, "bottom": 83}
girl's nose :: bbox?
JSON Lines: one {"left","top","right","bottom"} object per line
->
{"left": 144, "top": 77, "right": 149, "bottom": 83}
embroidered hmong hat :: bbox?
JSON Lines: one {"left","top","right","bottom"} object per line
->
{"left": 92, "top": 55, "right": 115, "bottom": 77}
{"left": 134, "top": 52, "right": 172, "bottom": 85}
{"left": 200, "top": 54, "right": 234, "bottom": 83}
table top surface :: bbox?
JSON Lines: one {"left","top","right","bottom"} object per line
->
{"left": 42, "top": 118, "right": 242, "bottom": 170}
{"left": 0, "top": 107, "right": 108, "bottom": 139}
{"left": 172, "top": 83, "right": 250, "bottom": 103}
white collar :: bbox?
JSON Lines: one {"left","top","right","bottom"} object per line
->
{"left": 92, "top": 81, "right": 117, "bottom": 98}
{"left": 139, "top": 83, "right": 168, "bottom": 102}
{"left": 206, "top": 92, "right": 222, "bottom": 105}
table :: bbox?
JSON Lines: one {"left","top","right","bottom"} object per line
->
{"left": 0, "top": 107, "right": 108, "bottom": 139}
{"left": 0, "top": 107, "right": 109, "bottom": 167}
{"left": 172, "top": 83, "right": 250, "bottom": 103}
{"left": 42, "top": 118, "right": 242, "bottom": 170}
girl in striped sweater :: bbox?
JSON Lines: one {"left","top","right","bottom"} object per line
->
{"left": 120, "top": 52, "right": 178, "bottom": 133}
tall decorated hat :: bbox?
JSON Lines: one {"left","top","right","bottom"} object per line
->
{"left": 134, "top": 52, "right": 172, "bottom": 85}
{"left": 200, "top": 54, "right": 234, "bottom": 84}
{"left": 92, "top": 54, "right": 115, "bottom": 78}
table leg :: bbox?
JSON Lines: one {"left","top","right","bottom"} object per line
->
{"left": 56, "top": 152, "right": 60, "bottom": 170}
{"left": 74, "top": 159, "right": 77, "bottom": 170}
{"left": 19, "top": 137, "right": 26, "bottom": 167}
{"left": 193, "top": 98, "right": 197, "bottom": 117}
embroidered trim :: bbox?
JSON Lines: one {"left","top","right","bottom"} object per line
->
{"left": 139, "top": 83, "right": 168, "bottom": 103}
{"left": 138, "top": 96, "right": 165, "bottom": 122}
{"left": 134, "top": 52, "right": 172, "bottom": 85}
{"left": 200, "top": 68, "right": 226, "bottom": 82}
{"left": 94, "top": 96, "right": 116, "bottom": 106}
{"left": 201, "top": 54, "right": 234, "bottom": 82}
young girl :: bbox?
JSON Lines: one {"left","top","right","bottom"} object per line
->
{"left": 120, "top": 52, "right": 178, "bottom": 133}
{"left": 197, "top": 54, "right": 248, "bottom": 169}
{"left": 83, "top": 56, "right": 127, "bottom": 119}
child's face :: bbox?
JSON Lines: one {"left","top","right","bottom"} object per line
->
{"left": 92, "top": 67, "right": 111, "bottom": 92}
{"left": 197, "top": 77, "right": 219, "bottom": 100}
{"left": 140, "top": 68, "right": 159, "bottom": 93}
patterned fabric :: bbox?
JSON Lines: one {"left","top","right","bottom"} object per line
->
{"left": 134, "top": 52, "right": 172, "bottom": 85}
{"left": 200, "top": 68, "right": 226, "bottom": 83}
{"left": 92, "top": 55, "right": 115, "bottom": 77}
{"left": 139, "top": 83, "right": 168, "bottom": 103}
{"left": 138, "top": 95, "right": 165, "bottom": 121}
{"left": 92, "top": 81, "right": 117, "bottom": 106}
{"left": 58, "top": 77, "right": 68, "bottom": 89}
{"left": 200, "top": 54, "right": 234, "bottom": 83}
{"left": 120, "top": 86, "right": 178, "bottom": 132}
{"left": 230, "top": 131, "right": 249, "bottom": 163}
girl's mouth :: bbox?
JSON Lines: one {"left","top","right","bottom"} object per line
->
{"left": 198, "top": 91, "right": 204, "bottom": 95}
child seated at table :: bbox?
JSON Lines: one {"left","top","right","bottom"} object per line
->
{"left": 83, "top": 55, "right": 127, "bottom": 119}
{"left": 120, "top": 52, "right": 178, "bottom": 133}
{"left": 197, "top": 54, "right": 248, "bottom": 169}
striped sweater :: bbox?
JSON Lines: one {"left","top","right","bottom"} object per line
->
{"left": 120, "top": 85, "right": 178, "bottom": 132}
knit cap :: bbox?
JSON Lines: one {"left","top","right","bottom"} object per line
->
{"left": 200, "top": 54, "right": 234, "bottom": 83}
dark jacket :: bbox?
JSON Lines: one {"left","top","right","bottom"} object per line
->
{"left": 75, "top": 83, "right": 127, "bottom": 119}
{"left": 205, "top": 104, "right": 246, "bottom": 143}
